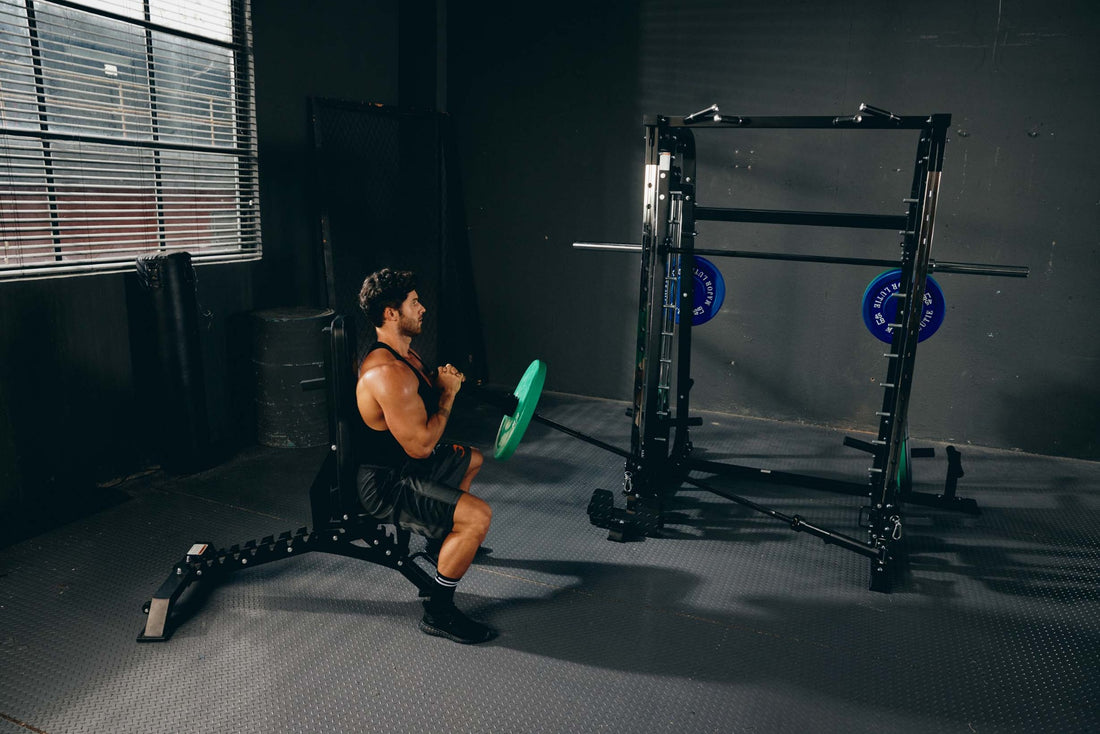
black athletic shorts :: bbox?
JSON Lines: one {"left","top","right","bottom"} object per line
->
{"left": 356, "top": 444, "right": 473, "bottom": 539}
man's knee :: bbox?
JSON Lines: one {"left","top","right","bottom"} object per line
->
{"left": 454, "top": 494, "right": 492, "bottom": 535}
{"left": 470, "top": 496, "right": 492, "bottom": 533}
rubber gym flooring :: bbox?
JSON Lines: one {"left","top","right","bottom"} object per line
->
{"left": 1, "top": 393, "right": 1097, "bottom": 733}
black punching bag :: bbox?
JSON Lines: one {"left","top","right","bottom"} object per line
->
{"left": 136, "top": 252, "right": 211, "bottom": 472}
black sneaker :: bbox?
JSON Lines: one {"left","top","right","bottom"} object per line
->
{"left": 419, "top": 602, "right": 497, "bottom": 644}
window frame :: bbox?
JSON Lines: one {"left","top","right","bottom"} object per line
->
{"left": 0, "top": 0, "right": 260, "bottom": 281}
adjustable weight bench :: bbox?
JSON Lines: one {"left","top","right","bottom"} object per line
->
{"left": 137, "top": 314, "right": 435, "bottom": 642}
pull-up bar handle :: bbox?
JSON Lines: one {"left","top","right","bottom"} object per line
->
{"left": 859, "top": 103, "right": 903, "bottom": 122}
{"left": 647, "top": 114, "right": 948, "bottom": 130}
{"left": 695, "top": 206, "right": 908, "bottom": 230}
{"left": 683, "top": 104, "right": 720, "bottom": 124}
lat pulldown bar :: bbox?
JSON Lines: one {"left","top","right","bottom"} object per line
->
{"left": 673, "top": 112, "right": 933, "bottom": 129}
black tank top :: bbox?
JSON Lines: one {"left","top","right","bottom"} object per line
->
{"left": 356, "top": 342, "right": 438, "bottom": 468}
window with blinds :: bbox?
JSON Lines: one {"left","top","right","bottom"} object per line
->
{"left": 0, "top": 0, "right": 260, "bottom": 280}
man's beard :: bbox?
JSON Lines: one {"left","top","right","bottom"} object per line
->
{"left": 398, "top": 313, "right": 422, "bottom": 337}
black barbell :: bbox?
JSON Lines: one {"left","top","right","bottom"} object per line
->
{"left": 471, "top": 360, "right": 631, "bottom": 461}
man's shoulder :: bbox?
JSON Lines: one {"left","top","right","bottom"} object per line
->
{"left": 359, "top": 353, "right": 417, "bottom": 395}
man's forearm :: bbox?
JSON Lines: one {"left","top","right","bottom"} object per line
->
{"left": 425, "top": 390, "right": 457, "bottom": 443}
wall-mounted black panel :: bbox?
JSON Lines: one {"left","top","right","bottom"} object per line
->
{"left": 311, "top": 99, "right": 485, "bottom": 377}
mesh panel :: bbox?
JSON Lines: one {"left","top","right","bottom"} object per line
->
{"left": 312, "top": 101, "right": 443, "bottom": 368}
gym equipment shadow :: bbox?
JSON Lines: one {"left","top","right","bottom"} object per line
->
{"left": 0, "top": 482, "right": 131, "bottom": 551}
{"left": 244, "top": 553, "right": 1093, "bottom": 733}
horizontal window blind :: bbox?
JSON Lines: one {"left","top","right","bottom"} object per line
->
{"left": 0, "top": 0, "right": 260, "bottom": 280}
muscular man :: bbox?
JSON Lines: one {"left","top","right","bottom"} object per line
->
{"left": 355, "top": 268, "right": 495, "bottom": 644}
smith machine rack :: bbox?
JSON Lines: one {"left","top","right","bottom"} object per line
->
{"left": 578, "top": 104, "right": 1028, "bottom": 592}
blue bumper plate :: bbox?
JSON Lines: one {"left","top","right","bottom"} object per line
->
{"left": 674, "top": 256, "right": 726, "bottom": 325}
{"left": 861, "top": 269, "right": 945, "bottom": 343}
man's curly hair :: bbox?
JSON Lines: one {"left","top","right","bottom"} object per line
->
{"left": 359, "top": 268, "right": 418, "bottom": 327}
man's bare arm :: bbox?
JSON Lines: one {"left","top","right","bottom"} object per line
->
{"left": 362, "top": 364, "right": 458, "bottom": 459}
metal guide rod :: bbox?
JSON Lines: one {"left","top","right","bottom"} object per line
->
{"left": 881, "top": 170, "right": 943, "bottom": 498}
{"left": 672, "top": 142, "right": 699, "bottom": 462}
{"left": 657, "top": 195, "right": 684, "bottom": 415}
{"left": 683, "top": 476, "right": 882, "bottom": 560}
{"left": 629, "top": 129, "right": 660, "bottom": 460}
{"left": 572, "top": 243, "right": 1029, "bottom": 278}
{"left": 633, "top": 139, "right": 678, "bottom": 467}
{"left": 866, "top": 117, "right": 951, "bottom": 553}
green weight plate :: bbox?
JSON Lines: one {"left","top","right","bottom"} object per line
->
{"left": 493, "top": 359, "right": 547, "bottom": 460}
{"left": 897, "top": 435, "right": 911, "bottom": 489}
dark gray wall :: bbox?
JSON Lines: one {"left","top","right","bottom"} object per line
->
{"left": 0, "top": 277, "right": 139, "bottom": 515}
{"left": 0, "top": 263, "right": 255, "bottom": 534}
{"left": 251, "top": 0, "right": 400, "bottom": 308}
{"left": 450, "top": 0, "right": 1100, "bottom": 460}
{"left": 448, "top": 0, "right": 643, "bottom": 403}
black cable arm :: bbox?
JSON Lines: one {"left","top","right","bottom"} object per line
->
{"left": 683, "top": 475, "right": 885, "bottom": 560}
